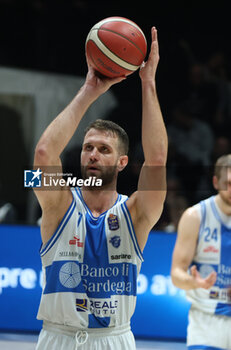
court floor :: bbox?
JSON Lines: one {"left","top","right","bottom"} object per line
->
{"left": 0, "top": 333, "right": 187, "bottom": 350}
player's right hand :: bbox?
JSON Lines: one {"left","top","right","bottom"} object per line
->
{"left": 84, "top": 58, "right": 126, "bottom": 97}
{"left": 190, "top": 265, "right": 217, "bottom": 289}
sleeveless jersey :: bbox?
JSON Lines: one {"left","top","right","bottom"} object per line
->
{"left": 37, "top": 187, "right": 144, "bottom": 329}
{"left": 186, "top": 195, "right": 231, "bottom": 316}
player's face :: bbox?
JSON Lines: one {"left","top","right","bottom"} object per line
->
{"left": 81, "top": 128, "right": 127, "bottom": 186}
{"left": 215, "top": 168, "right": 231, "bottom": 206}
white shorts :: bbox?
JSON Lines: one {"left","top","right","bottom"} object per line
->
{"left": 187, "top": 308, "right": 231, "bottom": 350}
{"left": 36, "top": 321, "right": 136, "bottom": 350}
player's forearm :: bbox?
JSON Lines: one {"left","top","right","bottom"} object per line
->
{"left": 34, "top": 85, "right": 97, "bottom": 165}
{"left": 141, "top": 81, "right": 168, "bottom": 166}
{"left": 171, "top": 267, "right": 197, "bottom": 291}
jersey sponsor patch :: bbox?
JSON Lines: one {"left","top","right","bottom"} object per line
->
{"left": 108, "top": 214, "right": 119, "bottom": 230}
{"left": 109, "top": 235, "right": 121, "bottom": 248}
{"left": 69, "top": 235, "right": 84, "bottom": 247}
{"left": 203, "top": 245, "right": 219, "bottom": 253}
{"left": 76, "top": 298, "right": 88, "bottom": 312}
{"left": 90, "top": 299, "right": 118, "bottom": 316}
{"left": 111, "top": 253, "right": 131, "bottom": 260}
{"left": 59, "top": 262, "right": 81, "bottom": 289}
{"left": 210, "top": 290, "right": 219, "bottom": 299}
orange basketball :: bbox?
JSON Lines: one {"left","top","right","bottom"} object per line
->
{"left": 85, "top": 17, "right": 147, "bottom": 78}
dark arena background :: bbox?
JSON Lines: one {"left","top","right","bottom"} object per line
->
{"left": 0, "top": 1, "right": 230, "bottom": 349}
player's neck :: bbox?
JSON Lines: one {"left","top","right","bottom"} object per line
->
{"left": 215, "top": 194, "right": 231, "bottom": 216}
{"left": 81, "top": 188, "right": 118, "bottom": 217}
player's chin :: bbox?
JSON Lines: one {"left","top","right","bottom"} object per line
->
{"left": 225, "top": 196, "right": 231, "bottom": 205}
{"left": 85, "top": 169, "right": 102, "bottom": 179}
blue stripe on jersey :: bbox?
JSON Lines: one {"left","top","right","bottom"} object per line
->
{"left": 210, "top": 196, "right": 222, "bottom": 224}
{"left": 121, "top": 201, "right": 143, "bottom": 262}
{"left": 74, "top": 188, "right": 89, "bottom": 215}
{"left": 214, "top": 224, "right": 231, "bottom": 316}
{"left": 40, "top": 198, "right": 76, "bottom": 257}
{"left": 188, "top": 346, "right": 225, "bottom": 350}
{"left": 43, "top": 260, "right": 85, "bottom": 294}
{"left": 88, "top": 314, "right": 110, "bottom": 328}
{"left": 211, "top": 196, "right": 231, "bottom": 229}
{"left": 215, "top": 302, "right": 231, "bottom": 316}
{"left": 220, "top": 224, "right": 231, "bottom": 272}
{"left": 43, "top": 259, "right": 137, "bottom": 297}
{"left": 81, "top": 211, "right": 137, "bottom": 299}
{"left": 84, "top": 212, "right": 109, "bottom": 266}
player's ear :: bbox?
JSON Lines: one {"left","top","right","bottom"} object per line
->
{"left": 213, "top": 175, "right": 218, "bottom": 190}
{"left": 117, "top": 155, "right": 128, "bottom": 172}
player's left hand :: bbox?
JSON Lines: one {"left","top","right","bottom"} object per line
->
{"left": 139, "top": 27, "right": 159, "bottom": 83}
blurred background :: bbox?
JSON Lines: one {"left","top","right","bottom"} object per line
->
{"left": 0, "top": 0, "right": 230, "bottom": 226}
{"left": 0, "top": 0, "right": 230, "bottom": 346}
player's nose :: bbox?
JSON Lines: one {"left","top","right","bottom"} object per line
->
{"left": 89, "top": 147, "right": 99, "bottom": 161}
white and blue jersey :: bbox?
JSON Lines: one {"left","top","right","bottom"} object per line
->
{"left": 186, "top": 196, "right": 231, "bottom": 317}
{"left": 37, "top": 187, "right": 143, "bottom": 329}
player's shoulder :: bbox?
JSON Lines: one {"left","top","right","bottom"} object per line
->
{"left": 110, "top": 194, "right": 128, "bottom": 215}
{"left": 186, "top": 203, "right": 201, "bottom": 217}
{"left": 177, "top": 205, "right": 201, "bottom": 239}
{"left": 182, "top": 196, "right": 214, "bottom": 223}
{"left": 179, "top": 204, "right": 201, "bottom": 225}
{"left": 118, "top": 194, "right": 128, "bottom": 203}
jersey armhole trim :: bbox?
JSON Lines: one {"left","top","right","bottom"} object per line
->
{"left": 198, "top": 201, "right": 206, "bottom": 241}
{"left": 121, "top": 201, "right": 144, "bottom": 262}
{"left": 210, "top": 196, "right": 226, "bottom": 226}
{"left": 40, "top": 195, "right": 76, "bottom": 257}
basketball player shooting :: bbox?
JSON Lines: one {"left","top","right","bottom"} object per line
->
{"left": 33, "top": 27, "right": 167, "bottom": 350}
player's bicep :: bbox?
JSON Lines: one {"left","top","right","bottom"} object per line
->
{"left": 171, "top": 207, "right": 200, "bottom": 271}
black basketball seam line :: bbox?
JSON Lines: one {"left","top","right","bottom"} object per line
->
{"left": 99, "top": 28, "right": 146, "bottom": 58}
{"left": 91, "top": 27, "right": 146, "bottom": 63}
{"left": 97, "top": 19, "right": 146, "bottom": 56}
{"left": 89, "top": 42, "right": 133, "bottom": 74}
{"left": 96, "top": 28, "right": 145, "bottom": 61}
{"left": 87, "top": 40, "right": 134, "bottom": 75}
{"left": 87, "top": 45, "right": 113, "bottom": 75}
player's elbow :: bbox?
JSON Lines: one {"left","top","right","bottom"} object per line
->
{"left": 34, "top": 143, "right": 50, "bottom": 165}
{"left": 171, "top": 265, "right": 190, "bottom": 290}
{"left": 171, "top": 271, "right": 179, "bottom": 288}
{"left": 157, "top": 143, "right": 168, "bottom": 164}
{"left": 145, "top": 150, "right": 167, "bottom": 167}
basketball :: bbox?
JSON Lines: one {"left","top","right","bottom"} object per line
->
{"left": 85, "top": 17, "right": 147, "bottom": 78}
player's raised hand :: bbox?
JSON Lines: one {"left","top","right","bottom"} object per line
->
{"left": 190, "top": 265, "right": 217, "bottom": 290}
{"left": 84, "top": 56, "right": 126, "bottom": 97}
{"left": 139, "top": 27, "right": 159, "bottom": 82}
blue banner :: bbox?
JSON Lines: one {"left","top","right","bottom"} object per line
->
{"left": 131, "top": 232, "right": 190, "bottom": 339}
{"left": 0, "top": 224, "right": 43, "bottom": 331}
